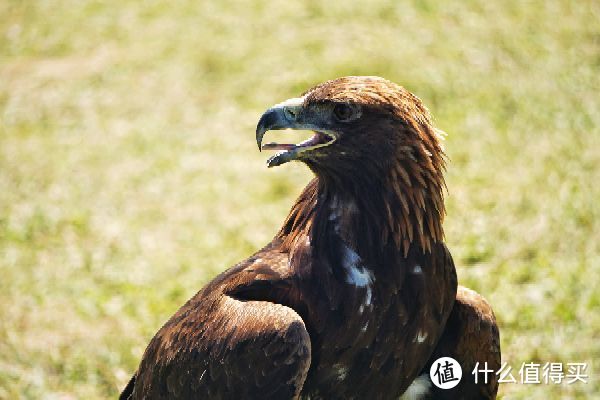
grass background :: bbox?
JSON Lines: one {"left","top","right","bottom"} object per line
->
{"left": 1, "top": 1, "right": 598, "bottom": 398}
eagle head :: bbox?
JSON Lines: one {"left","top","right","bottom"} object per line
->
{"left": 256, "top": 76, "right": 446, "bottom": 179}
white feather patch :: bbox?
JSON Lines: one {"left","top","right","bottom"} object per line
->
{"left": 332, "top": 363, "right": 348, "bottom": 381}
{"left": 413, "top": 330, "right": 428, "bottom": 344}
{"left": 399, "top": 374, "right": 431, "bottom": 400}
{"left": 342, "top": 245, "right": 374, "bottom": 313}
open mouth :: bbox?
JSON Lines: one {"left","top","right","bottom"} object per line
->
{"left": 260, "top": 130, "right": 336, "bottom": 167}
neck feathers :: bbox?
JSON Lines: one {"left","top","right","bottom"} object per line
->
{"left": 277, "top": 151, "right": 446, "bottom": 258}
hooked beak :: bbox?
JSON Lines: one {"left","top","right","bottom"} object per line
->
{"left": 255, "top": 97, "right": 337, "bottom": 168}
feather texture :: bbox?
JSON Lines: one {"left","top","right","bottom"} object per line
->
{"left": 121, "top": 77, "right": 499, "bottom": 400}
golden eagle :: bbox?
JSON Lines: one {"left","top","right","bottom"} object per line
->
{"left": 120, "top": 76, "right": 500, "bottom": 399}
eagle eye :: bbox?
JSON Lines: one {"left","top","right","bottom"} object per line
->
{"left": 333, "top": 103, "right": 357, "bottom": 122}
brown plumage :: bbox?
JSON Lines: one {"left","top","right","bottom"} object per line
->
{"left": 417, "top": 286, "right": 501, "bottom": 399}
{"left": 120, "top": 76, "right": 500, "bottom": 399}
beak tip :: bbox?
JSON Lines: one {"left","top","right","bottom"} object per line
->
{"left": 256, "top": 130, "right": 263, "bottom": 152}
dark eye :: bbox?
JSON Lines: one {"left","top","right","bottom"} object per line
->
{"left": 333, "top": 103, "right": 355, "bottom": 121}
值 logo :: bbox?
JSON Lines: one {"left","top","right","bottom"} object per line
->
{"left": 430, "top": 357, "right": 462, "bottom": 389}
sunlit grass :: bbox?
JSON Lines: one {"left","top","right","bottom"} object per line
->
{"left": 1, "top": 1, "right": 598, "bottom": 398}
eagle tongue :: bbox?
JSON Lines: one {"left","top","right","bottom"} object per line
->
{"left": 263, "top": 132, "right": 332, "bottom": 167}
{"left": 261, "top": 142, "right": 296, "bottom": 151}
{"left": 296, "top": 132, "right": 327, "bottom": 148}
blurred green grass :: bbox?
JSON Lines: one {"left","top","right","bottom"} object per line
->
{"left": 1, "top": 1, "right": 598, "bottom": 398}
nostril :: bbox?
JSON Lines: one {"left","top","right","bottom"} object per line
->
{"left": 284, "top": 107, "right": 297, "bottom": 121}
